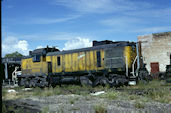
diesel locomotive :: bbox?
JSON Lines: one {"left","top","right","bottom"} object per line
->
{"left": 18, "top": 40, "right": 149, "bottom": 87}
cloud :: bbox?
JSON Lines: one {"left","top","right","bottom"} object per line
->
{"left": 53, "top": 0, "right": 152, "bottom": 14}
{"left": 124, "top": 8, "right": 171, "bottom": 18}
{"left": 2, "top": 36, "right": 30, "bottom": 56}
{"left": 19, "top": 32, "right": 77, "bottom": 41}
{"left": 12, "top": 32, "right": 94, "bottom": 42}
{"left": 100, "top": 10, "right": 171, "bottom": 33}
{"left": 100, "top": 16, "right": 141, "bottom": 27}
{"left": 134, "top": 27, "right": 171, "bottom": 34}
{"left": 63, "top": 37, "right": 92, "bottom": 50}
{"left": 29, "top": 15, "right": 81, "bottom": 24}
{"left": 99, "top": 16, "right": 145, "bottom": 33}
{"left": 3, "top": 15, "right": 81, "bottom": 25}
{"left": 36, "top": 46, "right": 43, "bottom": 49}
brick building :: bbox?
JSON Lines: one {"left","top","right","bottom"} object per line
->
{"left": 138, "top": 32, "right": 171, "bottom": 75}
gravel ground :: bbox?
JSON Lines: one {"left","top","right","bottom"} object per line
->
{"left": 3, "top": 94, "right": 171, "bottom": 113}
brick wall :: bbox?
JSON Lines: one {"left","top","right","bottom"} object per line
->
{"left": 138, "top": 32, "right": 171, "bottom": 73}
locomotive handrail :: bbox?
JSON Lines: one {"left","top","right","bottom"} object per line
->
{"left": 105, "top": 57, "right": 123, "bottom": 60}
{"left": 125, "top": 56, "right": 128, "bottom": 77}
{"left": 131, "top": 55, "right": 138, "bottom": 77}
{"left": 12, "top": 66, "right": 21, "bottom": 85}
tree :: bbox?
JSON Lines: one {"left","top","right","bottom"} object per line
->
{"left": 5, "top": 51, "right": 23, "bottom": 58}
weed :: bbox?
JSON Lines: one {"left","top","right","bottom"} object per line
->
{"left": 33, "top": 87, "right": 42, "bottom": 96}
{"left": 100, "top": 91, "right": 118, "bottom": 100}
{"left": 53, "top": 87, "right": 61, "bottom": 95}
{"left": 94, "top": 103, "right": 107, "bottom": 113}
{"left": 134, "top": 101, "right": 145, "bottom": 109}
{"left": 58, "top": 105, "right": 64, "bottom": 113}
{"left": 129, "top": 95, "right": 139, "bottom": 100}
{"left": 13, "top": 86, "right": 25, "bottom": 92}
{"left": 85, "top": 96, "right": 92, "bottom": 101}
{"left": 7, "top": 105, "right": 16, "bottom": 113}
{"left": 122, "top": 80, "right": 171, "bottom": 103}
{"left": 146, "top": 88, "right": 171, "bottom": 103}
{"left": 2, "top": 88, "right": 7, "bottom": 97}
{"left": 69, "top": 97, "right": 79, "bottom": 104}
{"left": 70, "top": 99, "right": 75, "bottom": 104}
{"left": 2, "top": 103, "right": 7, "bottom": 113}
{"left": 42, "top": 106, "right": 49, "bottom": 113}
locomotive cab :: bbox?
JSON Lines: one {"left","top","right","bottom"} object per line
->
{"left": 19, "top": 46, "right": 59, "bottom": 87}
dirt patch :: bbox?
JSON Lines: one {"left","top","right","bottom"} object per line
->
{"left": 3, "top": 94, "right": 171, "bottom": 113}
{"left": 2, "top": 81, "right": 171, "bottom": 113}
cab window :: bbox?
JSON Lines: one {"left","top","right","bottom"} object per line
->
{"left": 43, "top": 55, "right": 46, "bottom": 62}
{"left": 170, "top": 54, "right": 171, "bottom": 64}
{"left": 96, "top": 51, "right": 101, "bottom": 67}
{"left": 57, "top": 56, "right": 61, "bottom": 66}
{"left": 33, "top": 55, "right": 41, "bottom": 62}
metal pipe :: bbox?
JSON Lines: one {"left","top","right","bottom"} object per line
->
{"left": 136, "top": 43, "right": 140, "bottom": 69}
{"left": 9, "top": 79, "right": 10, "bottom": 86}
{"left": 5, "top": 63, "right": 8, "bottom": 79}
{"left": 125, "top": 56, "right": 128, "bottom": 77}
{"left": 132, "top": 56, "right": 138, "bottom": 77}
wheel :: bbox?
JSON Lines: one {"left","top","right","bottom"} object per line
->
{"left": 99, "top": 77, "right": 109, "bottom": 86}
{"left": 30, "top": 80, "right": 36, "bottom": 87}
{"left": 138, "top": 69, "right": 150, "bottom": 83}
{"left": 20, "top": 78, "right": 25, "bottom": 86}
{"left": 93, "top": 76, "right": 109, "bottom": 87}
{"left": 80, "top": 76, "right": 92, "bottom": 86}
{"left": 25, "top": 80, "right": 29, "bottom": 88}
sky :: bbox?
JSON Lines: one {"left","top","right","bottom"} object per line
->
{"left": 2, "top": 0, "right": 171, "bottom": 57}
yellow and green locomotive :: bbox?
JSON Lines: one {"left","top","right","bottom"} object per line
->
{"left": 18, "top": 40, "right": 148, "bottom": 87}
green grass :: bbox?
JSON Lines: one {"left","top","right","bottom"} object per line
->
{"left": 100, "top": 91, "right": 119, "bottom": 100}
{"left": 138, "top": 80, "right": 171, "bottom": 103}
{"left": 121, "top": 80, "right": 171, "bottom": 103}
{"left": 2, "top": 80, "right": 171, "bottom": 104}
{"left": 32, "top": 87, "right": 61, "bottom": 97}
{"left": 134, "top": 101, "right": 145, "bottom": 109}
{"left": 2, "top": 103, "right": 7, "bottom": 113}
{"left": 2, "top": 103, "right": 29, "bottom": 113}
{"left": 128, "top": 95, "right": 139, "bottom": 100}
{"left": 146, "top": 87, "right": 171, "bottom": 103}
{"left": 58, "top": 105, "right": 64, "bottom": 113}
{"left": 42, "top": 106, "right": 49, "bottom": 113}
{"left": 94, "top": 103, "right": 107, "bottom": 113}
{"left": 69, "top": 97, "right": 79, "bottom": 104}
{"left": 2, "top": 84, "right": 111, "bottom": 100}
{"left": 2, "top": 88, "right": 7, "bottom": 97}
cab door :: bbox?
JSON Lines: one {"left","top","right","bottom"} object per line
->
{"left": 47, "top": 62, "right": 52, "bottom": 73}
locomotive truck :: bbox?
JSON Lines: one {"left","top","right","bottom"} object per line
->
{"left": 18, "top": 40, "right": 149, "bottom": 87}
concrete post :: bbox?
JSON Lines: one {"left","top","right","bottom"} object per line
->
{"left": 5, "top": 63, "right": 8, "bottom": 79}
{"left": 9, "top": 79, "right": 10, "bottom": 86}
